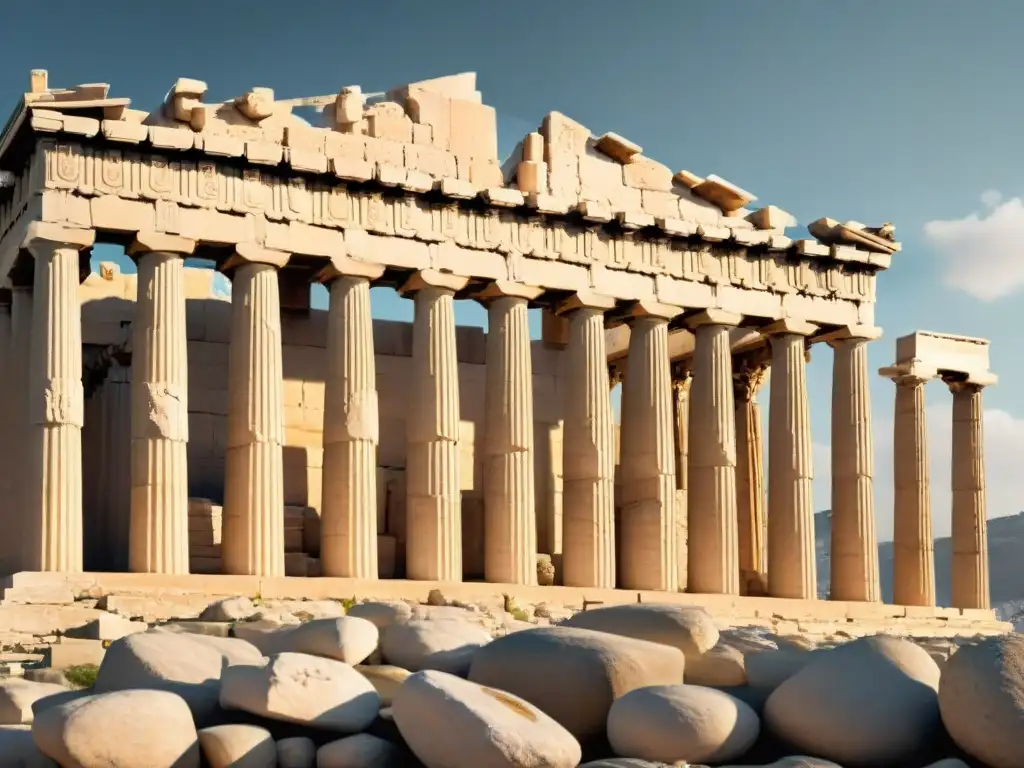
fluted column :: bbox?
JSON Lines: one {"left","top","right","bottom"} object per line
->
{"left": 733, "top": 352, "right": 769, "bottom": 594}
{"left": 401, "top": 270, "right": 468, "bottom": 582}
{"left": 765, "top": 319, "right": 818, "bottom": 600}
{"left": 8, "top": 282, "right": 32, "bottom": 573}
{"left": 0, "top": 292, "right": 12, "bottom": 575}
{"left": 882, "top": 363, "right": 936, "bottom": 607}
{"left": 619, "top": 301, "right": 679, "bottom": 591}
{"left": 559, "top": 292, "right": 617, "bottom": 589}
{"left": 946, "top": 376, "right": 992, "bottom": 610}
{"left": 222, "top": 245, "right": 289, "bottom": 577}
{"left": 23, "top": 223, "right": 95, "bottom": 572}
{"left": 829, "top": 326, "right": 882, "bottom": 602}
{"left": 318, "top": 256, "right": 385, "bottom": 578}
{"left": 477, "top": 281, "right": 541, "bottom": 585}
{"left": 672, "top": 365, "right": 692, "bottom": 592}
{"left": 686, "top": 310, "right": 741, "bottom": 595}
{"left": 127, "top": 234, "right": 194, "bottom": 574}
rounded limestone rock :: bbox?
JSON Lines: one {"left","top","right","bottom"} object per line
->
{"left": 277, "top": 736, "right": 316, "bottom": 768}
{"left": 198, "top": 724, "right": 276, "bottom": 768}
{"left": 275, "top": 616, "right": 379, "bottom": 665}
{"left": 317, "top": 733, "right": 402, "bottom": 768}
{"left": 200, "top": 596, "right": 258, "bottom": 623}
{"left": 219, "top": 652, "right": 379, "bottom": 732}
{"left": 347, "top": 600, "right": 415, "bottom": 630}
{"left": 354, "top": 664, "right": 412, "bottom": 706}
{"left": 685, "top": 645, "right": 748, "bottom": 687}
{"left": 764, "top": 635, "right": 942, "bottom": 766}
{"left": 380, "top": 618, "right": 491, "bottom": 675}
{"left": 393, "top": 670, "right": 581, "bottom": 768}
{"left": 468, "top": 625, "right": 686, "bottom": 740}
{"left": 607, "top": 684, "right": 759, "bottom": 764}
{"left": 744, "top": 648, "right": 815, "bottom": 690}
{"left": 32, "top": 689, "right": 199, "bottom": 768}
{"left": 562, "top": 603, "right": 719, "bottom": 660}
{"left": 939, "top": 633, "right": 1024, "bottom": 768}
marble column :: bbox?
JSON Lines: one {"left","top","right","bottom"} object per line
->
{"left": 8, "top": 282, "right": 32, "bottom": 573}
{"left": 686, "top": 310, "right": 741, "bottom": 595}
{"left": 672, "top": 365, "right": 692, "bottom": 592}
{"left": 0, "top": 292, "right": 11, "bottom": 575}
{"left": 882, "top": 363, "right": 936, "bottom": 607}
{"left": 127, "top": 234, "right": 194, "bottom": 574}
{"left": 765, "top": 319, "right": 818, "bottom": 600}
{"left": 733, "top": 352, "right": 769, "bottom": 594}
{"left": 479, "top": 282, "right": 541, "bottom": 586}
{"left": 829, "top": 327, "right": 882, "bottom": 602}
{"left": 222, "top": 245, "right": 289, "bottom": 578}
{"left": 400, "top": 270, "right": 469, "bottom": 582}
{"left": 619, "top": 301, "right": 679, "bottom": 592}
{"left": 559, "top": 292, "right": 617, "bottom": 589}
{"left": 319, "top": 257, "right": 385, "bottom": 579}
{"left": 946, "top": 377, "right": 991, "bottom": 610}
{"left": 23, "top": 223, "right": 95, "bottom": 572}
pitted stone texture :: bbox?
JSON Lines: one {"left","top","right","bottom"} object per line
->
{"left": 764, "top": 636, "right": 942, "bottom": 766}
{"left": 468, "top": 625, "right": 686, "bottom": 740}
{"left": 939, "top": 633, "right": 1024, "bottom": 768}
{"left": 219, "top": 652, "right": 379, "bottom": 732}
{"left": 393, "top": 670, "right": 581, "bottom": 768}
{"left": 32, "top": 690, "right": 200, "bottom": 768}
{"left": 607, "top": 685, "right": 759, "bottom": 764}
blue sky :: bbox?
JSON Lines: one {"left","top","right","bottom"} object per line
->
{"left": 2, "top": 1, "right": 1023, "bottom": 540}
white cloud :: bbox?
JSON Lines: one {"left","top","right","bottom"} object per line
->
{"left": 810, "top": 390, "right": 1024, "bottom": 541}
{"left": 923, "top": 191, "right": 1024, "bottom": 301}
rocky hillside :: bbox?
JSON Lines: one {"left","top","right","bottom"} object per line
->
{"left": 814, "top": 509, "right": 1024, "bottom": 621}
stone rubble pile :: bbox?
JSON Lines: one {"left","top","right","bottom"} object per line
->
{"left": 0, "top": 594, "right": 1018, "bottom": 768}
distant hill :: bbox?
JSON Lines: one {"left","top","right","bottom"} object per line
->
{"left": 814, "top": 510, "right": 1024, "bottom": 620}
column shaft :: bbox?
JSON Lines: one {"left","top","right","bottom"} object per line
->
{"left": 687, "top": 318, "right": 739, "bottom": 595}
{"left": 891, "top": 375, "right": 935, "bottom": 607}
{"left": 619, "top": 315, "right": 677, "bottom": 591}
{"left": 561, "top": 306, "right": 616, "bottom": 589}
{"left": 0, "top": 297, "right": 12, "bottom": 575}
{"left": 129, "top": 251, "right": 190, "bottom": 574}
{"left": 734, "top": 359, "right": 768, "bottom": 593}
{"left": 222, "top": 262, "right": 285, "bottom": 577}
{"left": 321, "top": 275, "right": 379, "bottom": 578}
{"left": 483, "top": 295, "right": 537, "bottom": 585}
{"left": 672, "top": 371, "right": 691, "bottom": 592}
{"left": 103, "top": 364, "right": 133, "bottom": 572}
{"left": 8, "top": 287, "right": 32, "bottom": 573}
{"left": 26, "top": 240, "right": 88, "bottom": 572}
{"left": 830, "top": 335, "right": 881, "bottom": 602}
{"left": 949, "top": 382, "right": 989, "bottom": 610}
{"left": 766, "top": 328, "right": 817, "bottom": 600}
{"left": 406, "top": 285, "right": 462, "bottom": 581}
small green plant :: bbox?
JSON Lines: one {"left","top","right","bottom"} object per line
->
{"left": 338, "top": 596, "right": 357, "bottom": 612}
{"left": 63, "top": 664, "right": 99, "bottom": 689}
{"left": 293, "top": 610, "right": 315, "bottom": 623}
{"left": 502, "top": 593, "right": 531, "bottom": 622}
{"left": 251, "top": 594, "right": 263, "bottom": 606}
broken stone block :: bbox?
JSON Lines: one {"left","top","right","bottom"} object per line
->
{"left": 235, "top": 88, "right": 275, "bottom": 122}
{"left": 542, "top": 112, "right": 590, "bottom": 160}
{"left": 594, "top": 132, "right": 643, "bottom": 163}
{"left": 691, "top": 174, "right": 757, "bottom": 214}
{"left": 524, "top": 132, "right": 544, "bottom": 162}
{"left": 673, "top": 170, "right": 704, "bottom": 189}
{"left": 747, "top": 205, "right": 797, "bottom": 232}
{"left": 449, "top": 99, "right": 498, "bottom": 163}
{"left": 623, "top": 156, "right": 673, "bottom": 192}
{"left": 365, "top": 102, "right": 413, "bottom": 144}
{"left": 406, "top": 89, "right": 451, "bottom": 151}
{"left": 517, "top": 161, "right": 547, "bottom": 194}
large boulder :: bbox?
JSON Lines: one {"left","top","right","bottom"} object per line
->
{"left": 32, "top": 689, "right": 200, "bottom": 768}
{"left": 686, "top": 645, "right": 747, "bottom": 687}
{"left": 939, "top": 633, "right": 1024, "bottom": 768}
{"left": 468, "top": 626, "right": 686, "bottom": 740}
{"left": 0, "top": 681, "right": 68, "bottom": 725}
{"left": 272, "top": 617, "right": 379, "bottom": 664}
{"left": 607, "top": 684, "right": 759, "bottom": 764}
{"left": 94, "top": 630, "right": 261, "bottom": 726}
{"left": 317, "top": 734, "right": 402, "bottom": 768}
{"left": 198, "top": 724, "right": 276, "bottom": 768}
{"left": 393, "top": 670, "right": 581, "bottom": 768}
{"left": 745, "top": 648, "right": 815, "bottom": 691}
{"left": 562, "top": 603, "right": 719, "bottom": 659}
{"left": 0, "top": 725, "right": 56, "bottom": 767}
{"left": 277, "top": 736, "right": 316, "bottom": 768}
{"left": 347, "top": 601, "right": 414, "bottom": 630}
{"left": 764, "top": 635, "right": 942, "bottom": 766}
{"left": 381, "top": 618, "right": 491, "bottom": 675}
{"left": 354, "top": 665, "right": 411, "bottom": 706}
{"left": 220, "top": 652, "right": 379, "bottom": 732}
{"left": 199, "top": 597, "right": 258, "bottom": 623}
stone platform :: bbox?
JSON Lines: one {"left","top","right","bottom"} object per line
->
{"left": 0, "top": 572, "right": 1010, "bottom": 654}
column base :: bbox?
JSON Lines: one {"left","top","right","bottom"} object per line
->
{"left": 222, "top": 442, "right": 285, "bottom": 578}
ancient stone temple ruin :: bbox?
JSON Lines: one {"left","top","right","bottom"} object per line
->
{"left": 0, "top": 69, "right": 1005, "bottom": 637}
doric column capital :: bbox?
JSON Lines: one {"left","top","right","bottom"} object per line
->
{"left": 685, "top": 308, "right": 742, "bottom": 331}
{"left": 555, "top": 290, "right": 616, "bottom": 316}
{"left": 761, "top": 318, "right": 819, "bottom": 338}
{"left": 942, "top": 371, "right": 998, "bottom": 392}
{"left": 21, "top": 222, "right": 95, "bottom": 256}
{"left": 621, "top": 299, "right": 682, "bottom": 324}
{"left": 822, "top": 324, "right": 883, "bottom": 348}
{"left": 880, "top": 362, "right": 937, "bottom": 388}
{"left": 399, "top": 269, "right": 469, "bottom": 297}
{"left": 220, "top": 243, "right": 290, "bottom": 273}
{"left": 471, "top": 280, "right": 543, "bottom": 304}
{"left": 316, "top": 254, "right": 386, "bottom": 284}
{"left": 127, "top": 232, "right": 196, "bottom": 260}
